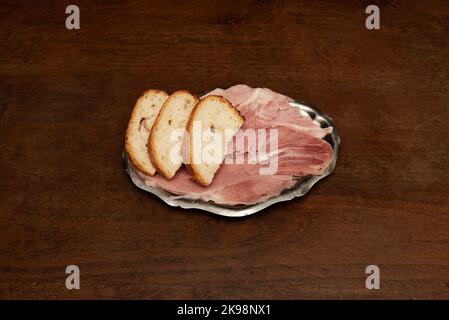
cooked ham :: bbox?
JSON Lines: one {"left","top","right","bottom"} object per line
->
{"left": 206, "top": 85, "right": 332, "bottom": 138}
{"left": 137, "top": 164, "right": 296, "bottom": 206}
{"left": 136, "top": 85, "right": 334, "bottom": 205}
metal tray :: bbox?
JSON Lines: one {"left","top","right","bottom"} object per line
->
{"left": 123, "top": 100, "right": 340, "bottom": 217}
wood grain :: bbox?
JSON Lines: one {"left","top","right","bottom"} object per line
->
{"left": 1, "top": 0, "right": 449, "bottom": 299}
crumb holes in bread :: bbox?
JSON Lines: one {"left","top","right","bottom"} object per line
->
{"left": 139, "top": 118, "right": 146, "bottom": 131}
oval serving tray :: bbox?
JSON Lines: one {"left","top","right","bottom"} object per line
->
{"left": 123, "top": 99, "right": 340, "bottom": 217}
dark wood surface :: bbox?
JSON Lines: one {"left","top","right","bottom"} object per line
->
{"left": 1, "top": 0, "right": 449, "bottom": 299}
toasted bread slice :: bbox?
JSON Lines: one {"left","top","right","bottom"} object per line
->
{"left": 125, "top": 90, "right": 169, "bottom": 176}
{"left": 187, "top": 95, "right": 245, "bottom": 186}
{"left": 149, "top": 91, "right": 199, "bottom": 179}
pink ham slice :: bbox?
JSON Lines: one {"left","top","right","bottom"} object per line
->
{"left": 137, "top": 85, "right": 334, "bottom": 206}
{"left": 206, "top": 85, "right": 332, "bottom": 138}
{"left": 137, "top": 165, "right": 296, "bottom": 206}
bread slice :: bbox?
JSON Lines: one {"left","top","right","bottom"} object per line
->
{"left": 125, "top": 90, "right": 169, "bottom": 176}
{"left": 149, "top": 91, "right": 199, "bottom": 179}
{"left": 187, "top": 95, "right": 245, "bottom": 186}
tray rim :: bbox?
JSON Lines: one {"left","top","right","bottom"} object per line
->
{"left": 123, "top": 99, "right": 340, "bottom": 217}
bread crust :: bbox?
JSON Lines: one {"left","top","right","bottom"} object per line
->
{"left": 186, "top": 95, "right": 245, "bottom": 187}
{"left": 125, "top": 89, "right": 169, "bottom": 176}
{"left": 148, "top": 90, "right": 199, "bottom": 179}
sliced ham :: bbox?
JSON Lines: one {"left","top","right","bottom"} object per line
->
{"left": 206, "top": 84, "right": 332, "bottom": 138}
{"left": 136, "top": 163, "right": 296, "bottom": 206}
{"left": 136, "top": 85, "right": 334, "bottom": 205}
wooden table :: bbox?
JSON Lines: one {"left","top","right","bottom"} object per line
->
{"left": 1, "top": 0, "right": 448, "bottom": 299}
